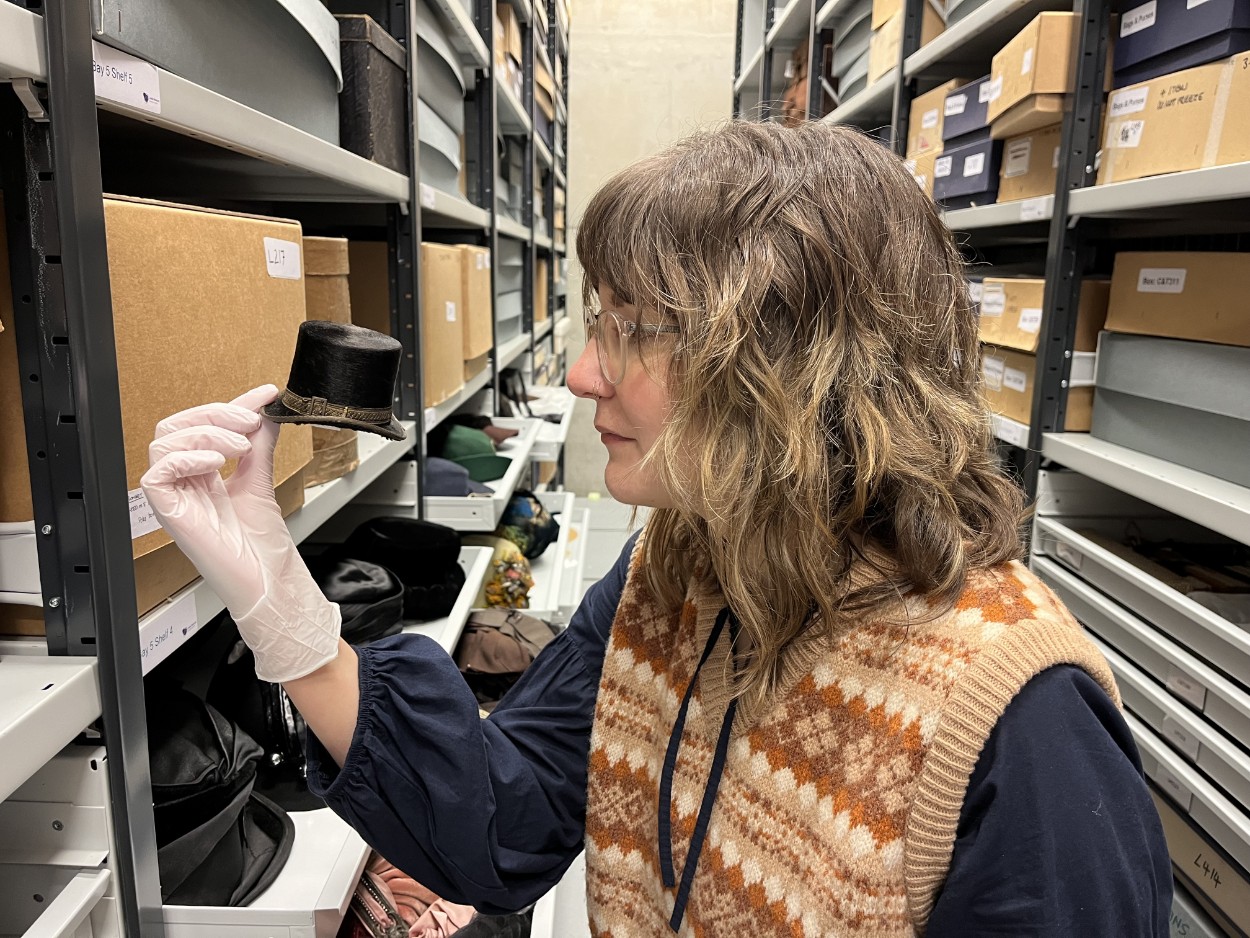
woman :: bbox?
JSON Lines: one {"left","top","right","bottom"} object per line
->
{"left": 142, "top": 122, "right": 1170, "bottom": 936}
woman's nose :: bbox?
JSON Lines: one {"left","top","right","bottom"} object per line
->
{"left": 567, "top": 339, "right": 611, "bottom": 400}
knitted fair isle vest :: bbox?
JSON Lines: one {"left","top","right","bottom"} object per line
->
{"left": 583, "top": 549, "right": 1119, "bottom": 937}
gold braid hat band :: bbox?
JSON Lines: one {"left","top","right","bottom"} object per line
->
{"left": 279, "top": 388, "right": 393, "bottom": 423}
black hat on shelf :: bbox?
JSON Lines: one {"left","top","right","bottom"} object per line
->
{"left": 340, "top": 517, "right": 466, "bottom": 622}
{"left": 264, "top": 320, "right": 407, "bottom": 441}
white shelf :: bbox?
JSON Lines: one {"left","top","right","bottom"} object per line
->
{"left": 992, "top": 414, "right": 1030, "bottom": 449}
{"left": 536, "top": 135, "right": 554, "bottom": 167}
{"left": 536, "top": 232, "right": 554, "bottom": 250}
{"left": 527, "top": 491, "right": 576, "bottom": 620}
{"left": 498, "top": 216, "right": 532, "bottom": 242}
{"left": 734, "top": 45, "right": 765, "bottom": 94}
{"left": 1067, "top": 162, "right": 1250, "bottom": 218}
{"left": 535, "top": 317, "right": 555, "bottom": 341}
{"left": 0, "top": 2, "right": 44, "bottom": 80}
{"left": 136, "top": 422, "right": 416, "bottom": 675}
{"left": 423, "top": 363, "right": 494, "bottom": 434}
{"left": 905, "top": 0, "right": 1071, "bottom": 78}
{"left": 942, "top": 195, "right": 1054, "bottom": 230}
{"left": 767, "top": 0, "right": 811, "bottom": 46}
{"left": 425, "top": 417, "right": 541, "bottom": 530}
{"left": 528, "top": 386, "right": 576, "bottom": 462}
{"left": 498, "top": 330, "right": 533, "bottom": 370}
{"left": 163, "top": 808, "right": 369, "bottom": 936}
{"left": 0, "top": 657, "right": 99, "bottom": 804}
{"left": 427, "top": 0, "right": 491, "bottom": 69}
{"left": 555, "top": 165, "right": 567, "bottom": 187}
{"left": 1042, "top": 433, "right": 1250, "bottom": 547}
{"left": 817, "top": 0, "right": 859, "bottom": 27}
{"left": 507, "top": 0, "right": 534, "bottom": 25}
{"left": 404, "top": 546, "right": 493, "bottom": 653}
{"left": 420, "top": 184, "right": 491, "bottom": 228}
{"left": 822, "top": 72, "right": 895, "bottom": 127}
{"left": 498, "top": 81, "right": 533, "bottom": 135}
{"left": 558, "top": 508, "right": 591, "bottom": 615}
{"left": 537, "top": 40, "right": 554, "bottom": 81}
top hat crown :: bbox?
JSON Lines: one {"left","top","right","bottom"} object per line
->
{"left": 264, "top": 320, "right": 407, "bottom": 441}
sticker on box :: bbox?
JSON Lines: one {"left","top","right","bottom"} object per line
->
{"left": 935, "top": 156, "right": 953, "bottom": 178}
{"left": 476, "top": 253, "right": 486, "bottom": 270}
{"left": 1052, "top": 146, "right": 1061, "bottom": 169}
{"left": 1004, "top": 138, "right": 1032, "bottom": 178}
{"left": 445, "top": 301, "right": 457, "bottom": 322}
{"left": 1137, "top": 267, "right": 1187, "bottom": 293}
{"left": 963, "top": 153, "right": 986, "bottom": 177}
{"left": 1187, "top": 0, "right": 1211, "bottom": 7}
{"left": 1003, "top": 366, "right": 1028, "bottom": 393}
{"left": 1121, "top": 0, "right": 1156, "bottom": 35}
{"left": 264, "top": 238, "right": 302, "bottom": 280}
{"left": 944, "top": 94, "right": 967, "bottom": 117}
{"left": 129, "top": 487, "right": 163, "bottom": 540}
{"left": 1017, "top": 307, "right": 1043, "bottom": 333}
{"left": 982, "top": 355, "right": 1005, "bottom": 390}
{"left": 968, "top": 281, "right": 984, "bottom": 304}
{"left": 921, "top": 108, "right": 939, "bottom": 129}
{"left": 978, "top": 81, "right": 994, "bottom": 103}
{"left": 987, "top": 76, "right": 1003, "bottom": 102}
{"left": 1022, "top": 48, "right": 1034, "bottom": 75}
{"left": 980, "top": 286, "right": 1005, "bottom": 317}
{"left": 1110, "top": 87, "right": 1150, "bottom": 117}
{"left": 1110, "top": 119, "right": 1144, "bottom": 149}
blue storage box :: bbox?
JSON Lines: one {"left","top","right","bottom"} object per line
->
{"left": 941, "top": 76, "right": 993, "bottom": 146}
{"left": 933, "top": 131, "right": 1002, "bottom": 207}
{"left": 1114, "top": 0, "right": 1250, "bottom": 87}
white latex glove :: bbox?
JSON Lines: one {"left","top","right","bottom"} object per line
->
{"left": 140, "top": 385, "right": 341, "bottom": 683}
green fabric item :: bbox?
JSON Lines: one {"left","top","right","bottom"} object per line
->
{"left": 442, "top": 425, "right": 512, "bottom": 483}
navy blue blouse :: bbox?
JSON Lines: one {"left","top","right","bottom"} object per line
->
{"left": 307, "top": 534, "right": 1171, "bottom": 934}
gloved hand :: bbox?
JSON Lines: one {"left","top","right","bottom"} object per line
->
{"left": 140, "top": 385, "right": 341, "bottom": 683}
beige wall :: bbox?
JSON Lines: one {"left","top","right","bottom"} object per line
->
{"left": 562, "top": 0, "right": 737, "bottom": 495}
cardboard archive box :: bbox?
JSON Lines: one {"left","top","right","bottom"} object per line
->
{"left": 535, "top": 257, "right": 550, "bottom": 323}
{"left": 981, "top": 345, "right": 1094, "bottom": 430}
{"left": 0, "top": 196, "right": 313, "bottom": 627}
{"left": 907, "top": 79, "right": 967, "bottom": 156}
{"left": 459, "top": 245, "right": 494, "bottom": 364}
{"left": 869, "top": 2, "right": 945, "bottom": 85}
{"left": 933, "top": 134, "right": 1002, "bottom": 207}
{"left": 997, "top": 122, "right": 1063, "bottom": 202}
{"left": 303, "top": 236, "right": 359, "bottom": 488}
{"left": 420, "top": 243, "right": 466, "bottom": 408}
{"left": 941, "top": 75, "right": 993, "bottom": 144}
{"left": 978, "top": 277, "right": 1110, "bottom": 353}
{"left": 1106, "top": 252, "right": 1250, "bottom": 347}
{"left": 905, "top": 150, "right": 939, "bottom": 197}
{"left": 1097, "top": 51, "right": 1250, "bottom": 185}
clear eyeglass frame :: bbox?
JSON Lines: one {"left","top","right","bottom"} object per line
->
{"left": 583, "top": 307, "right": 680, "bottom": 385}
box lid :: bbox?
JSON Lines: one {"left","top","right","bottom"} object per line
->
{"left": 1115, "top": 0, "right": 1250, "bottom": 71}
{"left": 1096, "top": 332, "right": 1250, "bottom": 421}
{"left": 303, "top": 237, "right": 350, "bottom": 276}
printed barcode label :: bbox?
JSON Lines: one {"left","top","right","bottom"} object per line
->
{"left": 1017, "top": 307, "right": 1043, "bottom": 333}
{"left": 980, "top": 287, "right": 1005, "bottom": 317}
{"left": 1155, "top": 763, "right": 1193, "bottom": 812}
{"left": 1121, "top": 0, "right": 1157, "bottom": 35}
{"left": 1138, "top": 267, "right": 1186, "bottom": 293}
{"left": 935, "top": 156, "right": 953, "bottom": 178}
{"left": 92, "top": 41, "right": 161, "bottom": 113}
{"left": 1162, "top": 716, "right": 1202, "bottom": 762}
{"left": 922, "top": 108, "right": 939, "bottom": 129}
{"left": 445, "top": 301, "right": 457, "bottom": 322}
{"left": 963, "top": 152, "right": 986, "bottom": 177}
{"left": 945, "top": 94, "right": 967, "bottom": 116}
{"left": 420, "top": 183, "right": 437, "bottom": 208}
{"left": 264, "top": 238, "right": 302, "bottom": 280}
{"left": 1166, "top": 667, "right": 1208, "bottom": 709}
{"left": 1022, "top": 48, "right": 1034, "bottom": 75}
{"left": 982, "top": 356, "right": 1005, "bottom": 390}
{"left": 129, "top": 487, "right": 163, "bottom": 540}
{"left": 1003, "top": 366, "right": 1028, "bottom": 393}
{"left": 1004, "top": 138, "right": 1032, "bottom": 178}
{"left": 1112, "top": 119, "right": 1145, "bottom": 148}
{"left": 1110, "top": 86, "right": 1150, "bottom": 116}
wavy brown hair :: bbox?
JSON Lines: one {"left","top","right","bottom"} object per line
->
{"left": 576, "top": 121, "right": 1028, "bottom": 709}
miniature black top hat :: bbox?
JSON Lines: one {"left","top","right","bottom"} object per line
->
{"left": 264, "top": 320, "right": 407, "bottom": 441}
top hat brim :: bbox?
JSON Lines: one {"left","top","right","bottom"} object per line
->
{"left": 262, "top": 400, "right": 407, "bottom": 442}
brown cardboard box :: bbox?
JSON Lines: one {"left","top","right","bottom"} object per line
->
{"left": 0, "top": 196, "right": 312, "bottom": 618}
{"left": 905, "top": 150, "right": 939, "bottom": 197}
{"left": 536, "top": 61, "right": 556, "bottom": 122}
{"left": 303, "top": 236, "right": 358, "bottom": 487}
{"left": 459, "top": 246, "right": 494, "bottom": 360}
{"left": 997, "top": 122, "right": 1062, "bottom": 202}
{"left": 981, "top": 345, "right": 1094, "bottom": 430}
{"left": 1097, "top": 52, "right": 1250, "bottom": 185}
{"left": 535, "top": 257, "right": 550, "bottom": 323}
{"left": 464, "top": 351, "right": 490, "bottom": 382}
{"left": 978, "top": 277, "right": 1109, "bottom": 353}
{"left": 987, "top": 14, "right": 1080, "bottom": 129}
{"left": 869, "top": 5, "right": 945, "bottom": 85}
{"left": 496, "top": 2, "right": 524, "bottom": 71}
{"left": 1107, "top": 252, "right": 1250, "bottom": 347}
{"left": 990, "top": 93, "right": 1066, "bottom": 140}
{"left": 872, "top": 0, "right": 901, "bottom": 30}
{"left": 347, "top": 241, "right": 391, "bottom": 336}
{"left": 421, "top": 242, "right": 466, "bottom": 407}
{"left": 907, "top": 79, "right": 967, "bottom": 156}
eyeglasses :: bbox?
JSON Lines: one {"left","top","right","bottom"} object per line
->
{"left": 583, "top": 307, "right": 680, "bottom": 385}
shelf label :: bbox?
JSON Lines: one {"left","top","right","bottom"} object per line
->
{"left": 1138, "top": 267, "right": 1187, "bottom": 293}
{"left": 446, "top": 301, "right": 458, "bottom": 322}
{"left": 1020, "top": 197, "right": 1050, "bottom": 221}
{"left": 140, "top": 591, "right": 199, "bottom": 674}
{"left": 1022, "top": 48, "right": 1034, "bottom": 75}
{"left": 264, "top": 238, "right": 302, "bottom": 280}
{"left": 963, "top": 152, "right": 986, "bottom": 177}
{"left": 424, "top": 407, "right": 437, "bottom": 433}
{"left": 1162, "top": 715, "right": 1202, "bottom": 762}
{"left": 982, "top": 355, "right": 1005, "bottom": 391}
{"left": 1003, "top": 366, "right": 1029, "bottom": 394}
{"left": 980, "top": 285, "right": 1005, "bottom": 317}
{"left": 91, "top": 41, "right": 161, "bottom": 114}
{"left": 1110, "top": 86, "right": 1151, "bottom": 117}
{"left": 1121, "top": 0, "right": 1157, "bottom": 36}
{"left": 994, "top": 416, "right": 1028, "bottom": 448}
{"left": 944, "top": 93, "right": 967, "bottom": 117}
{"left": 1018, "top": 306, "right": 1043, "bottom": 333}
{"left": 128, "top": 487, "right": 163, "bottom": 540}
{"left": 1166, "top": 666, "right": 1208, "bottom": 709}
{"left": 1111, "top": 118, "right": 1145, "bottom": 149}
{"left": 1155, "top": 762, "right": 1193, "bottom": 812}
{"left": 1004, "top": 138, "right": 1033, "bottom": 178}
{"left": 1053, "top": 540, "right": 1083, "bottom": 571}
{"left": 935, "top": 156, "right": 953, "bottom": 178}
{"left": 419, "top": 183, "right": 437, "bottom": 209}
{"left": 921, "top": 107, "right": 939, "bottom": 129}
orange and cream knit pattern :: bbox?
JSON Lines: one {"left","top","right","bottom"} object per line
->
{"left": 583, "top": 546, "right": 1118, "bottom": 937}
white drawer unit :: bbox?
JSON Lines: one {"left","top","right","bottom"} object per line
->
{"left": 526, "top": 491, "right": 577, "bottom": 622}
{"left": 404, "top": 546, "right": 494, "bottom": 653}
{"left": 1033, "top": 557, "right": 1250, "bottom": 747}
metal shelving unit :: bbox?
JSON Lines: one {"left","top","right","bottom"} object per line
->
{"left": 0, "top": 1, "right": 572, "bottom": 934}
